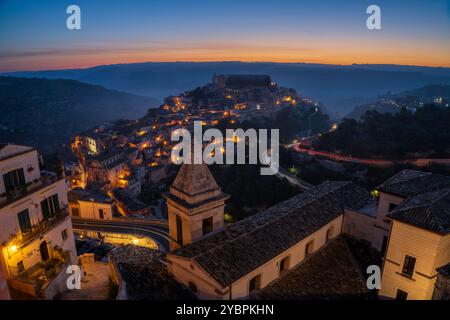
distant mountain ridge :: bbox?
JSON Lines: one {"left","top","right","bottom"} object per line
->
{"left": 4, "top": 62, "right": 450, "bottom": 117}
{"left": 0, "top": 76, "right": 159, "bottom": 153}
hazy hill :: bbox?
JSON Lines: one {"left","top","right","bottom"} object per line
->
{"left": 347, "top": 85, "right": 450, "bottom": 119}
{"left": 0, "top": 76, "right": 158, "bottom": 153}
{"left": 5, "top": 62, "right": 450, "bottom": 117}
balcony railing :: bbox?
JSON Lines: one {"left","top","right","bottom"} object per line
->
{"left": 12, "top": 207, "right": 69, "bottom": 249}
{"left": 0, "top": 171, "right": 61, "bottom": 209}
{"left": 7, "top": 248, "right": 71, "bottom": 298}
{"left": 5, "top": 185, "right": 28, "bottom": 202}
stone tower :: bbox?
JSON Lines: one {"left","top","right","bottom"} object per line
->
{"left": 164, "top": 163, "right": 229, "bottom": 251}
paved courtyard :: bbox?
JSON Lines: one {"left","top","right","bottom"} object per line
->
{"left": 58, "top": 262, "right": 113, "bottom": 300}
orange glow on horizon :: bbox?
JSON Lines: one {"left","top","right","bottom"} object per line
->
{"left": 2, "top": 41, "right": 450, "bottom": 72}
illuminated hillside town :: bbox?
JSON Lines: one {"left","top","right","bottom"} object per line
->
{"left": 0, "top": 74, "right": 448, "bottom": 302}
{"left": 1, "top": 3, "right": 450, "bottom": 316}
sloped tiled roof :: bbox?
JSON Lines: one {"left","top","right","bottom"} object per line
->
{"left": 378, "top": 169, "right": 450, "bottom": 197}
{"left": 170, "top": 181, "right": 370, "bottom": 287}
{"left": 253, "top": 236, "right": 370, "bottom": 300}
{"left": 388, "top": 188, "right": 450, "bottom": 234}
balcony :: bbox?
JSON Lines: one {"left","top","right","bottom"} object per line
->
{"left": 7, "top": 247, "right": 71, "bottom": 299}
{"left": 9, "top": 207, "right": 70, "bottom": 249}
{"left": 0, "top": 171, "right": 62, "bottom": 209}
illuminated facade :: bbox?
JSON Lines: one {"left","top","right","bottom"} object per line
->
{"left": 377, "top": 170, "right": 450, "bottom": 300}
{"left": 0, "top": 144, "right": 77, "bottom": 299}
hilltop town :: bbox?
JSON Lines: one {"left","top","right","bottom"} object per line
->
{"left": 0, "top": 74, "right": 449, "bottom": 301}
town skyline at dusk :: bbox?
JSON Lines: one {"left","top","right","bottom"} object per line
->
{"left": 1, "top": 0, "right": 450, "bottom": 72}
{"left": 0, "top": 0, "right": 449, "bottom": 313}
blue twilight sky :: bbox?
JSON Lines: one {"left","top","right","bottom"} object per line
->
{"left": 0, "top": 0, "right": 449, "bottom": 71}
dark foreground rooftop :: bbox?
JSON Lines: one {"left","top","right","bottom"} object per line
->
{"left": 109, "top": 245, "right": 195, "bottom": 300}
{"left": 253, "top": 236, "right": 370, "bottom": 300}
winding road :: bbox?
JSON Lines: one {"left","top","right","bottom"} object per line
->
{"left": 71, "top": 217, "right": 170, "bottom": 252}
{"left": 291, "top": 143, "right": 450, "bottom": 167}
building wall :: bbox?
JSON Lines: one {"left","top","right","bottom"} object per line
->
{"left": 0, "top": 146, "right": 78, "bottom": 299}
{"left": 0, "top": 253, "right": 11, "bottom": 300}
{"left": 380, "top": 221, "right": 449, "bottom": 300}
{"left": 343, "top": 209, "right": 376, "bottom": 244}
{"left": 0, "top": 148, "right": 41, "bottom": 197}
{"left": 0, "top": 179, "right": 68, "bottom": 243}
{"left": 77, "top": 200, "right": 113, "bottom": 220}
{"left": 371, "top": 192, "right": 404, "bottom": 251}
{"left": 167, "top": 198, "right": 225, "bottom": 250}
{"left": 2, "top": 216, "right": 77, "bottom": 276}
{"left": 167, "top": 215, "right": 343, "bottom": 300}
{"left": 167, "top": 257, "right": 226, "bottom": 299}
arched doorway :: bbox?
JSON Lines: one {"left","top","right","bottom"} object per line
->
{"left": 40, "top": 241, "right": 50, "bottom": 262}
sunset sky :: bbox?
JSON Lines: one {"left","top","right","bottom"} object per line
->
{"left": 0, "top": 0, "right": 449, "bottom": 72}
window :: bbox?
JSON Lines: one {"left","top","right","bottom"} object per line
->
{"left": 279, "top": 256, "right": 290, "bottom": 275}
{"left": 17, "top": 261, "right": 25, "bottom": 274}
{"left": 188, "top": 282, "right": 198, "bottom": 294}
{"left": 402, "top": 255, "right": 416, "bottom": 277}
{"left": 71, "top": 207, "right": 80, "bottom": 217}
{"left": 41, "top": 194, "right": 60, "bottom": 219}
{"left": 305, "top": 240, "right": 314, "bottom": 257}
{"left": 395, "top": 289, "right": 408, "bottom": 300}
{"left": 388, "top": 203, "right": 398, "bottom": 212}
{"left": 249, "top": 275, "right": 261, "bottom": 293}
{"left": 3, "top": 168, "right": 26, "bottom": 199}
{"left": 326, "top": 227, "right": 334, "bottom": 242}
{"left": 17, "top": 209, "right": 31, "bottom": 233}
{"left": 176, "top": 215, "right": 183, "bottom": 245}
{"left": 62, "top": 229, "right": 68, "bottom": 241}
{"left": 99, "top": 209, "right": 105, "bottom": 220}
{"left": 202, "top": 217, "right": 213, "bottom": 236}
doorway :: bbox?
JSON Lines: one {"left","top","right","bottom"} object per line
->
{"left": 40, "top": 241, "right": 50, "bottom": 262}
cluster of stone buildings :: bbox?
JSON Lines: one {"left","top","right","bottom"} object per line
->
{"left": 109, "top": 161, "right": 450, "bottom": 300}
{"left": 0, "top": 74, "right": 448, "bottom": 300}
{"left": 0, "top": 144, "right": 77, "bottom": 299}
{"left": 68, "top": 74, "right": 320, "bottom": 220}
{"left": 0, "top": 142, "right": 449, "bottom": 300}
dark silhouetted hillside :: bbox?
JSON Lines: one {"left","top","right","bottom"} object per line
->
{"left": 0, "top": 76, "right": 158, "bottom": 153}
